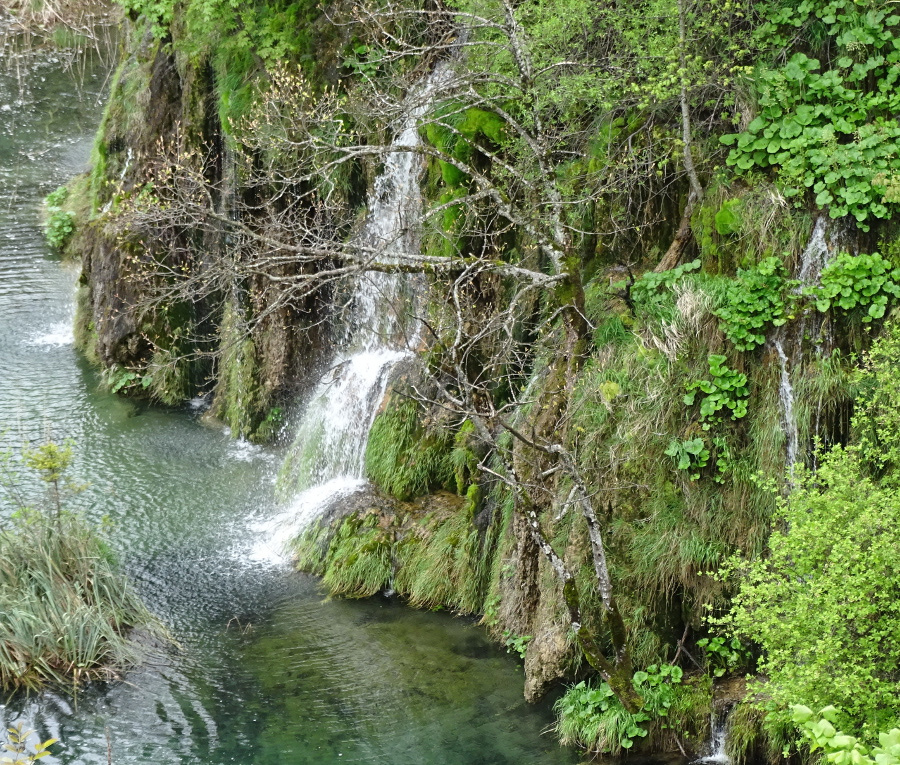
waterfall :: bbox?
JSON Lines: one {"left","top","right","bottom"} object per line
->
{"left": 774, "top": 339, "right": 798, "bottom": 471}
{"left": 771, "top": 215, "right": 836, "bottom": 470}
{"left": 253, "top": 67, "right": 446, "bottom": 558}
{"left": 693, "top": 706, "right": 732, "bottom": 764}
{"left": 797, "top": 215, "right": 828, "bottom": 285}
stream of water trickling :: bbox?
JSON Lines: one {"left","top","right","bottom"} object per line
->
{"left": 0, "top": 44, "right": 581, "bottom": 765}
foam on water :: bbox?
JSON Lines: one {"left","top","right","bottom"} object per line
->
{"left": 27, "top": 320, "right": 74, "bottom": 346}
{"left": 249, "top": 477, "right": 367, "bottom": 563}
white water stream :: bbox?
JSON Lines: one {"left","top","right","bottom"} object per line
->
{"left": 772, "top": 216, "right": 834, "bottom": 470}
{"left": 693, "top": 713, "right": 731, "bottom": 764}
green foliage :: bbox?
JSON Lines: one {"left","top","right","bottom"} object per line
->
{"left": 854, "top": 318, "right": 900, "bottom": 475}
{"left": 117, "top": 0, "right": 173, "bottom": 37}
{"left": 664, "top": 437, "right": 709, "bottom": 480}
{"left": 684, "top": 355, "right": 749, "bottom": 428}
{"left": 341, "top": 44, "right": 384, "bottom": 80}
{"left": 722, "top": 3, "right": 900, "bottom": 227}
{"left": 43, "top": 186, "right": 67, "bottom": 207}
{"left": 696, "top": 635, "right": 748, "bottom": 678}
{"left": 808, "top": 251, "right": 900, "bottom": 322}
{"left": 624, "top": 259, "right": 702, "bottom": 314}
{"left": 0, "top": 724, "right": 57, "bottom": 764}
{"left": 43, "top": 186, "right": 75, "bottom": 251}
{"left": 714, "top": 198, "right": 743, "bottom": 236}
{"left": 723, "top": 446, "right": 900, "bottom": 736}
{"left": 254, "top": 406, "right": 284, "bottom": 443}
{"left": 715, "top": 257, "right": 796, "bottom": 350}
{"left": 792, "top": 705, "right": 900, "bottom": 765}
{"left": 502, "top": 630, "right": 532, "bottom": 659}
{"left": 554, "top": 665, "right": 691, "bottom": 755}
{"left": 22, "top": 440, "right": 73, "bottom": 486}
{"left": 364, "top": 397, "right": 453, "bottom": 501}
{"left": 394, "top": 508, "right": 490, "bottom": 614}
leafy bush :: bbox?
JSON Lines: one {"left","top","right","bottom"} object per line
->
{"left": 43, "top": 186, "right": 75, "bottom": 251}
{"left": 684, "top": 355, "right": 749, "bottom": 428}
{"left": 554, "top": 664, "right": 689, "bottom": 755}
{"left": 721, "top": 2, "right": 900, "bottom": 227}
{"left": 723, "top": 446, "right": 900, "bottom": 736}
{"left": 808, "top": 251, "right": 900, "bottom": 322}
{"left": 854, "top": 319, "right": 900, "bottom": 475}
{"left": 792, "top": 705, "right": 900, "bottom": 765}
{"left": 715, "top": 257, "right": 796, "bottom": 350}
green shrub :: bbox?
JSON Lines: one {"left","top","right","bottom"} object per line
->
{"left": 715, "top": 257, "right": 796, "bottom": 351}
{"left": 808, "top": 251, "right": 900, "bottom": 322}
{"left": 621, "top": 259, "right": 702, "bottom": 317}
{"left": 723, "top": 446, "right": 900, "bottom": 737}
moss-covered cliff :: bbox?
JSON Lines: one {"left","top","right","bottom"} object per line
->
{"left": 67, "top": 0, "right": 900, "bottom": 760}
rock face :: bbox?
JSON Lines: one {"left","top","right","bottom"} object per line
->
{"left": 73, "top": 23, "right": 331, "bottom": 435}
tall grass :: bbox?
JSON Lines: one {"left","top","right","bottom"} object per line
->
{"left": 0, "top": 510, "right": 157, "bottom": 693}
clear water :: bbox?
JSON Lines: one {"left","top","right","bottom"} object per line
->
{"left": 0, "top": 44, "right": 579, "bottom": 765}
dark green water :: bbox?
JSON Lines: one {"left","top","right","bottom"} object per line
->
{"left": 0, "top": 43, "right": 582, "bottom": 765}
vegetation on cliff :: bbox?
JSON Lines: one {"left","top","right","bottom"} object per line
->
{"left": 65, "top": 0, "right": 900, "bottom": 758}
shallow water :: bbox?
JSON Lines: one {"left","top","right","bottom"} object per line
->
{"left": 0, "top": 44, "right": 581, "bottom": 765}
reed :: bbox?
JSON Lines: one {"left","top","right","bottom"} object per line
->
{"left": 0, "top": 509, "right": 157, "bottom": 693}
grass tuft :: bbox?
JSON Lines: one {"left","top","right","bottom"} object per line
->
{"left": 0, "top": 510, "right": 158, "bottom": 693}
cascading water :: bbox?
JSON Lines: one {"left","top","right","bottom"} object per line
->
{"left": 692, "top": 708, "right": 731, "bottom": 764}
{"left": 258, "top": 68, "right": 446, "bottom": 556}
{"left": 798, "top": 215, "right": 829, "bottom": 285}
{"left": 774, "top": 339, "right": 798, "bottom": 471}
{"left": 771, "top": 215, "right": 835, "bottom": 470}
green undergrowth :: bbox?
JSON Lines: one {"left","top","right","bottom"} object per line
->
{"left": 293, "top": 497, "right": 497, "bottom": 614}
{"left": 0, "top": 510, "right": 158, "bottom": 693}
{"left": 554, "top": 667, "right": 711, "bottom": 757}
{"left": 364, "top": 396, "right": 455, "bottom": 501}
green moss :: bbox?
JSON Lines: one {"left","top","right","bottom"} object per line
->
{"left": 212, "top": 304, "right": 266, "bottom": 439}
{"left": 395, "top": 510, "right": 490, "bottom": 613}
{"left": 294, "top": 498, "right": 498, "bottom": 615}
{"left": 364, "top": 396, "right": 453, "bottom": 501}
{"left": 72, "top": 281, "right": 99, "bottom": 364}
